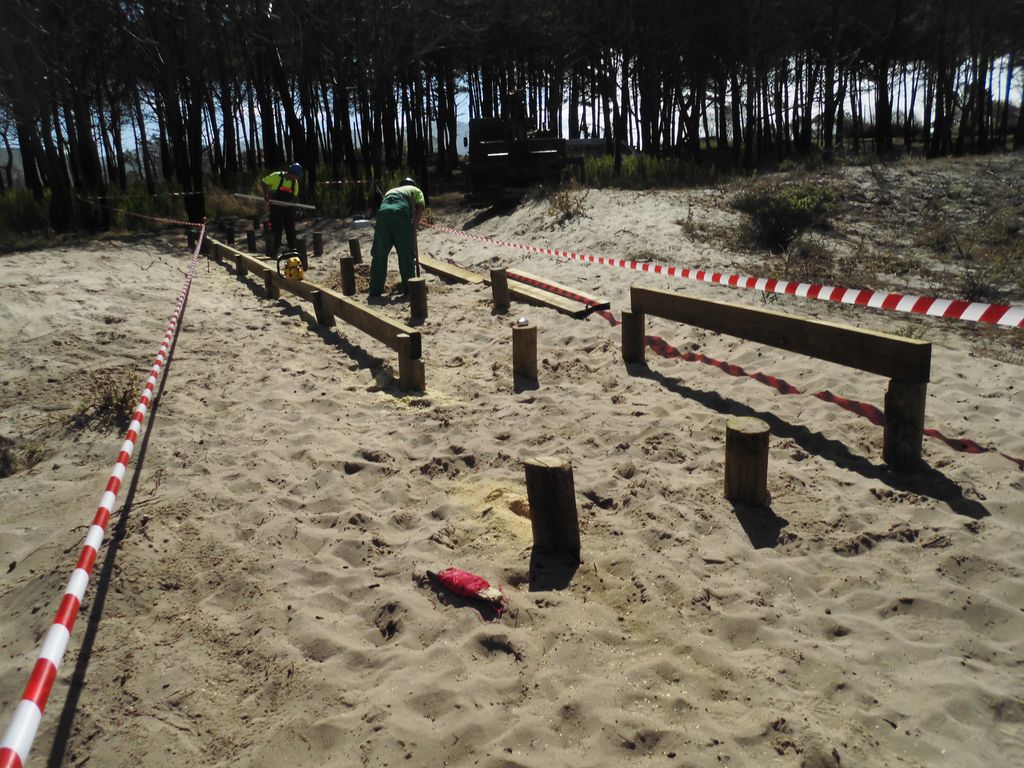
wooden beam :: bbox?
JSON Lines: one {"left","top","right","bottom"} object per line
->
{"left": 490, "top": 268, "right": 510, "bottom": 312}
{"left": 512, "top": 321, "right": 538, "bottom": 380}
{"left": 210, "top": 239, "right": 421, "bottom": 359}
{"left": 317, "top": 291, "right": 421, "bottom": 358}
{"left": 339, "top": 256, "right": 356, "bottom": 296}
{"left": 508, "top": 280, "right": 595, "bottom": 318}
{"left": 621, "top": 308, "right": 646, "bottom": 364}
{"left": 507, "top": 268, "right": 610, "bottom": 312}
{"left": 524, "top": 457, "right": 581, "bottom": 562}
{"left": 724, "top": 416, "right": 770, "bottom": 507}
{"left": 631, "top": 286, "right": 931, "bottom": 383}
{"left": 418, "top": 253, "right": 486, "bottom": 284}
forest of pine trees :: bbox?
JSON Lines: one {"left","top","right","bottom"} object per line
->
{"left": 1, "top": 0, "right": 1022, "bottom": 229}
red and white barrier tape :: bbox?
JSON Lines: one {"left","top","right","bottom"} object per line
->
{"left": 0, "top": 221, "right": 207, "bottom": 768}
{"left": 427, "top": 224, "right": 1024, "bottom": 329}
{"left": 79, "top": 197, "right": 205, "bottom": 229}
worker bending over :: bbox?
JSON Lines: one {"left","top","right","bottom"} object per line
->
{"left": 369, "top": 177, "right": 425, "bottom": 297}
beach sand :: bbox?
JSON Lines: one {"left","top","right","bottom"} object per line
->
{"left": 1, "top": 156, "right": 1023, "bottom": 767}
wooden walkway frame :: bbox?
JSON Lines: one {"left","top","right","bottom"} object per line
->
{"left": 209, "top": 239, "right": 425, "bottom": 390}
{"left": 417, "top": 254, "right": 609, "bottom": 318}
{"left": 623, "top": 286, "right": 932, "bottom": 470}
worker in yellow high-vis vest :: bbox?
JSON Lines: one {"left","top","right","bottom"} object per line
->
{"left": 258, "top": 162, "right": 303, "bottom": 257}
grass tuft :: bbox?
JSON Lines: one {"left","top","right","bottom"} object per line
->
{"left": 732, "top": 181, "right": 838, "bottom": 252}
{"left": 546, "top": 181, "right": 589, "bottom": 224}
{"left": 71, "top": 368, "right": 141, "bottom": 433}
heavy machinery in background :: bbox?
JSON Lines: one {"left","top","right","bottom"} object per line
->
{"left": 465, "top": 91, "right": 573, "bottom": 207}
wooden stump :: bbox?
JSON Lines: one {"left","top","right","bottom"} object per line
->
{"left": 490, "top": 268, "right": 510, "bottom": 313}
{"left": 621, "top": 308, "right": 646, "bottom": 364}
{"left": 246, "top": 229, "right": 257, "bottom": 253}
{"left": 252, "top": 216, "right": 261, "bottom": 231}
{"left": 397, "top": 333, "right": 425, "bottom": 391}
{"left": 296, "top": 236, "right": 308, "bottom": 270}
{"left": 225, "top": 224, "right": 235, "bottom": 245}
{"left": 234, "top": 253, "right": 247, "bottom": 280}
{"left": 339, "top": 256, "right": 356, "bottom": 296}
{"left": 724, "top": 416, "right": 770, "bottom": 507}
{"left": 312, "top": 290, "right": 334, "bottom": 327}
{"left": 409, "top": 277, "right": 427, "bottom": 320}
{"left": 263, "top": 271, "right": 280, "bottom": 299}
{"left": 524, "top": 457, "right": 581, "bottom": 562}
{"left": 348, "top": 238, "right": 363, "bottom": 265}
{"left": 512, "top": 322, "right": 538, "bottom": 380}
{"left": 883, "top": 380, "right": 927, "bottom": 471}
{"left": 313, "top": 231, "right": 324, "bottom": 258}
{"left": 210, "top": 243, "right": 223, "bottom": 264}
{"left": 187, "top": 229, "right": 197, "bottom": 251}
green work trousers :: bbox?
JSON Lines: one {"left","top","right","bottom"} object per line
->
{"left": 369, "top": 211, "right": 415, "bottom": 294}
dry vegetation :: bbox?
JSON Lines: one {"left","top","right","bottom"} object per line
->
{"left": 718, "top": 155, "right": 1024, "bottom": 314}
{"left": 69, "top": 367, "right": 141, "bottom": 433}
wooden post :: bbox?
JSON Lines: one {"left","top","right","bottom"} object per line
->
{"left": 409, "top": 277, "right": 427, "bottom": 319}
{"left": 512, "top": 321, "right": 538, "bottom": 380}
{"left": 724, "top": 416, "right": 770, "bottom": 507}
{"left": 234, "top": 253, "right": 248, "bottom": 280}
{"left": 883, "top": 380, "right": 927, "bottom": 471}
{"left": 246, "top": 229, "right": 257, "bottom": 253}
{"left": 397, "top": 333, "right": 425, "bottom": 391}
{"left": 524, "top": 457, "right": 581, "bottom": 562}
{"left": 263, "top": 222, "right": 273, "bottom": 257}
{"left": 297, "top": 236, "right": 308, "bottom": 270}
{"left": 490, "top": 268, "right": 510, "bottom": 312}
{"left": 339, "top": 256, "right": 356, "bottom": 296}
{"left": 348, "top": 238, "right": 363, "bottom": 264}
{"left": 209, "top": 243, "right": 222, "bottom": 264}
{"left": 621, "top": 308, "right": 646, "bottom": 364}
{"left": 311, "top": 290, "right": 334, "bottom": 327}
{"left": 187, "top": 229, "right": 197, "bottom": 250}
{"left": 263, "top": 271, "right": 280, "bottom": 299}
{"left": 225, "top": 224, "right": 235, "bottom": 245}
{"left": 252, "top": 215, "right": 261, "bottom": 231}
{"left": 313, "top": 231, "right": 324, "bottom": 258}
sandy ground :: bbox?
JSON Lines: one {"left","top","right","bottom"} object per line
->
{"left": 1, "top": 155, "right": 1023, "bottom": 767}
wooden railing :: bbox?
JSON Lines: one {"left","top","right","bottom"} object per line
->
{"left": 622, "top": 286, "right": 931, "bottom": 470}
{"left": 208, "top": 239, "right": 425, "bottom": 390}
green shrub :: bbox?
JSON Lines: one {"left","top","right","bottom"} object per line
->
{"left": 0, "top": 189, "right": 51, "bottom": 245}
{"left": 732, "top": 181, "right": 837, "bottom": 251}
{"left": 583, "top": 154, "right": 717, "bottom": 189}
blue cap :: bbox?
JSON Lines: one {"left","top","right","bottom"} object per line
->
{"left": 289, "top": 163, "right": 303, "bottom": 177}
